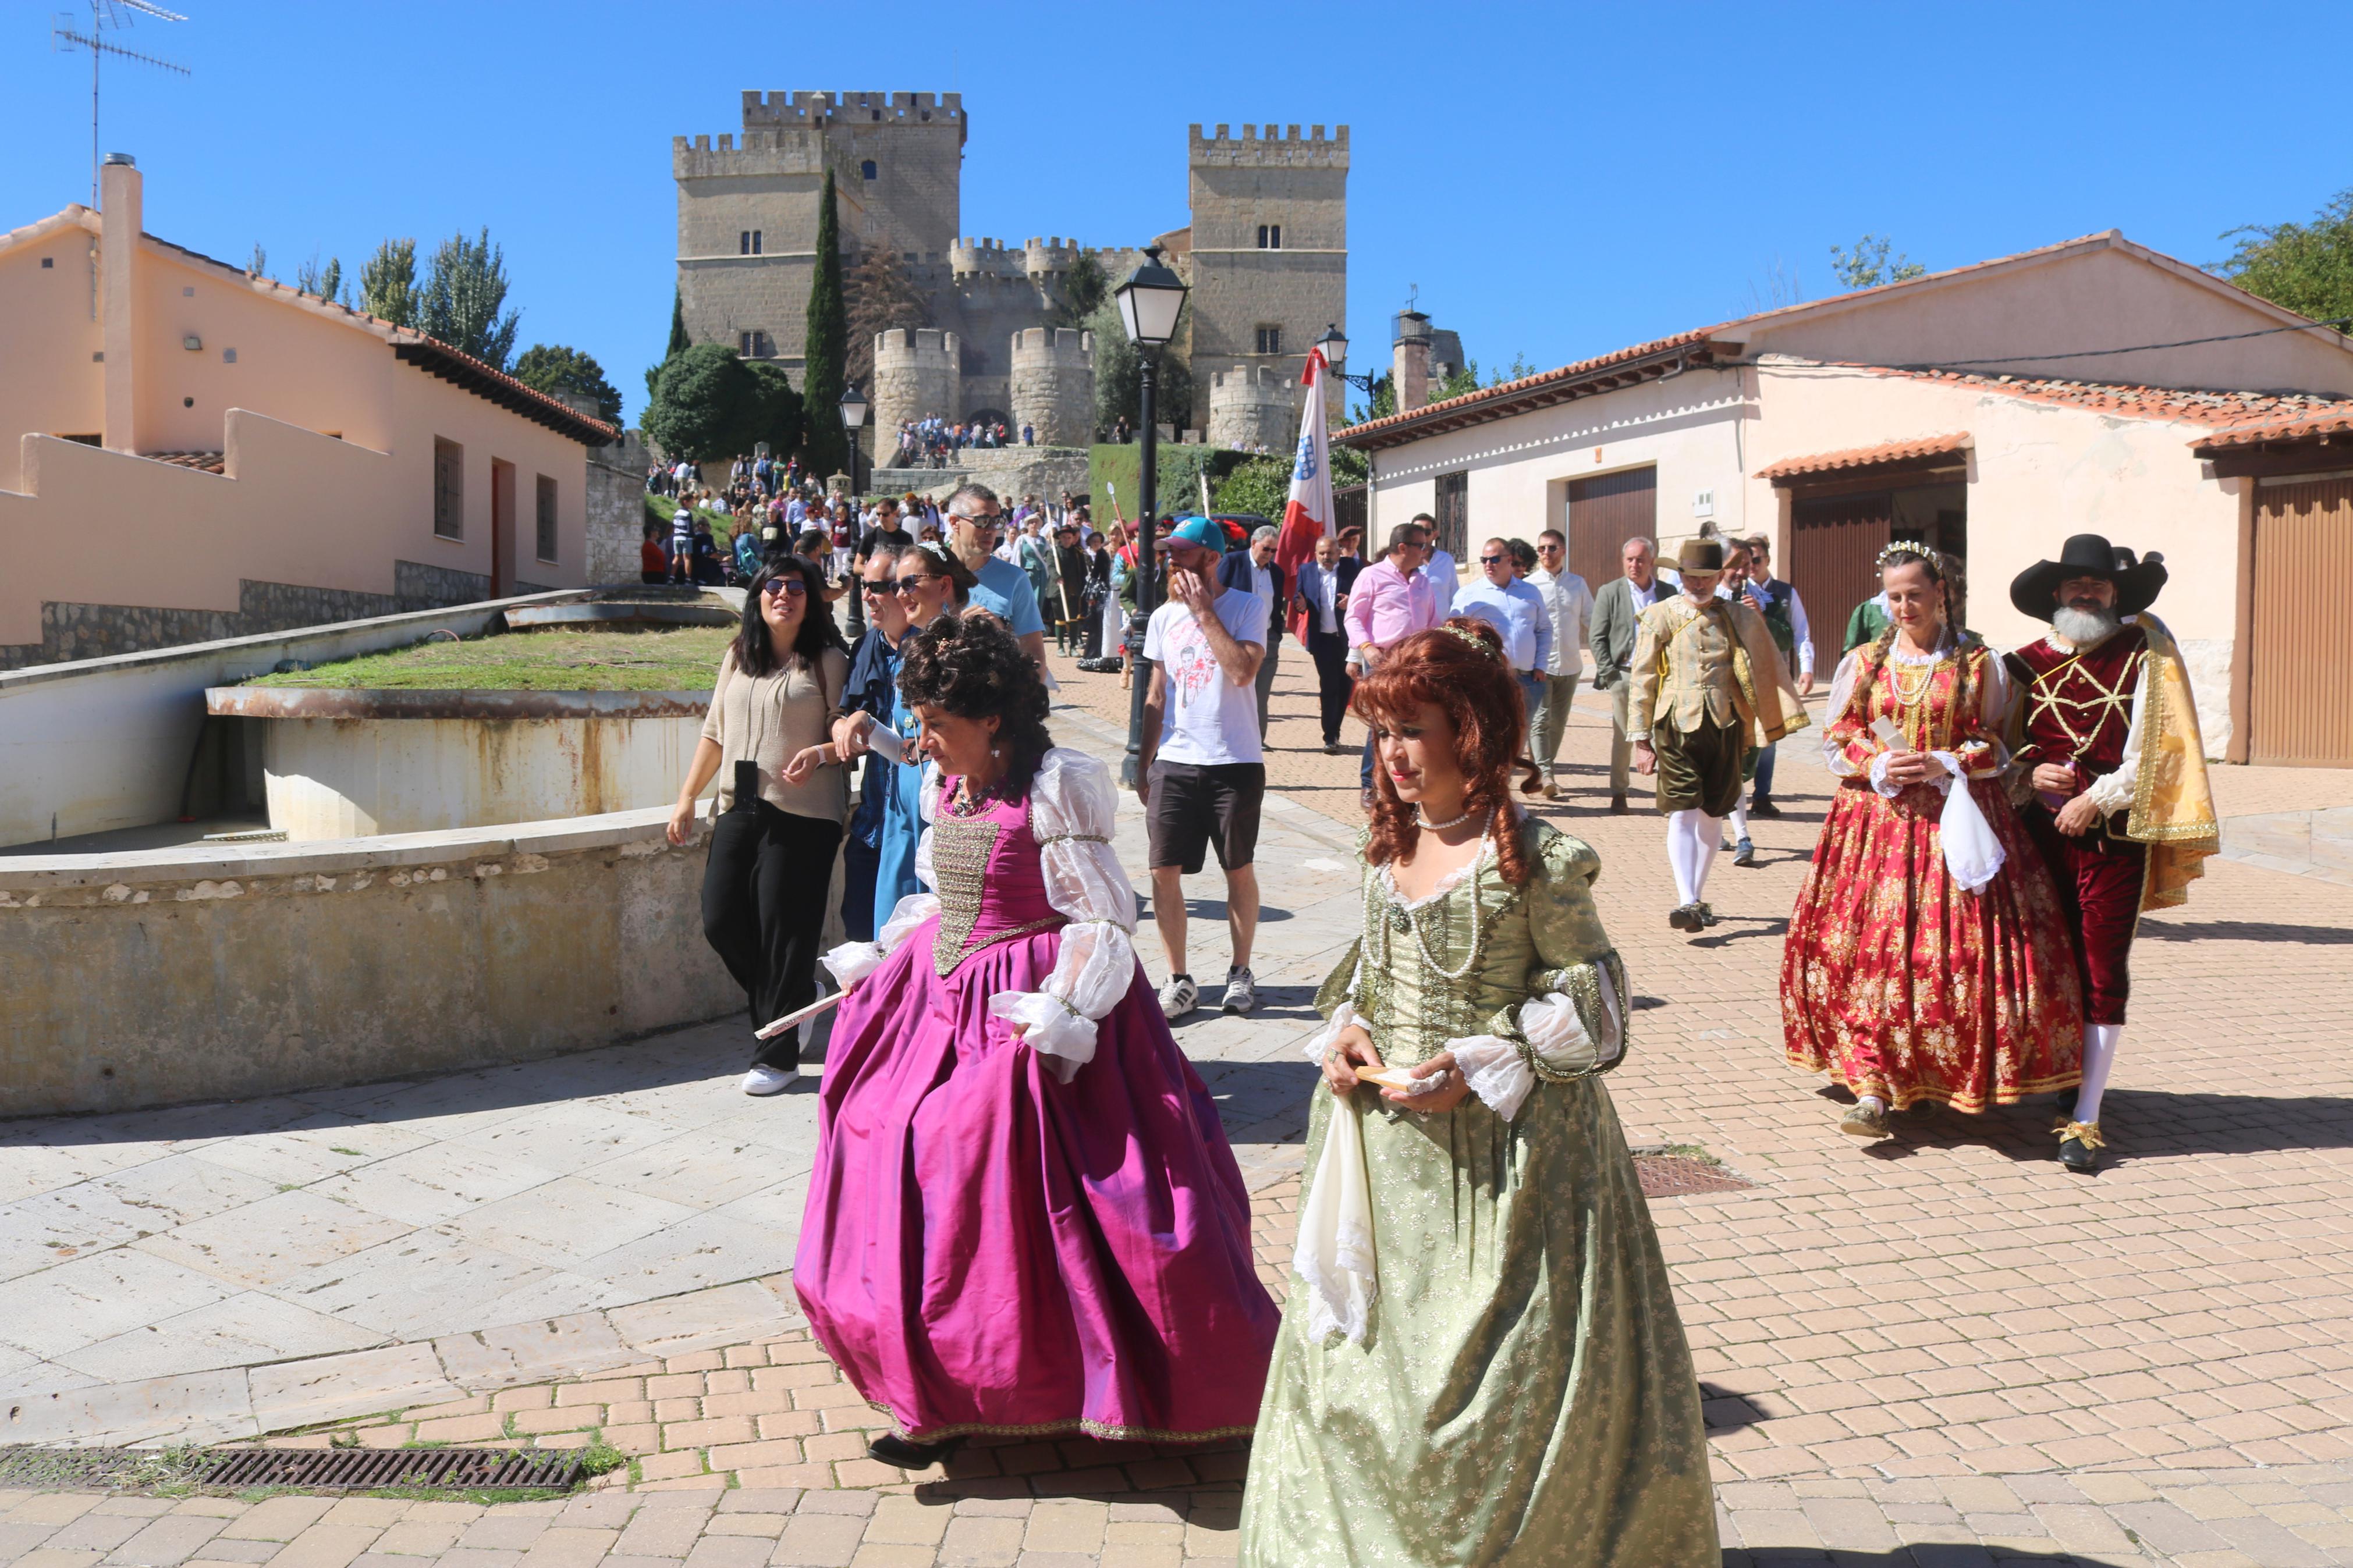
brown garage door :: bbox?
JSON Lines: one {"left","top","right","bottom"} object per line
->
{"left": 1790, "top": 492, "right": 1893, "bottom": 653}
{"left": 1568, "top": 468, "right": 1656, "bottom": 592}
{"left": 2248, "top": 475, "right": 2353, "bottom": 766}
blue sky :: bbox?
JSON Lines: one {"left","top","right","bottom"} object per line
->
{"left": 8, "top": 0, "right": 2344, "bottom": 423}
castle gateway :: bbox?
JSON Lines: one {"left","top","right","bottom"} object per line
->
{"left": 673, "top": 93, "right": 1346, "bottom": 443}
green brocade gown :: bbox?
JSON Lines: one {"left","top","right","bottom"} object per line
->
{"left": 1237, "top": 820, "right": 1718, "bottom": 1566}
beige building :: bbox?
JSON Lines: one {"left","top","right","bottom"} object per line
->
{"left": 1336, "top": 232, "right": 2353, "bottom": 766}
{"left": 674, "top": 93, "right": 1345, "bottom": 435}
{"left": 0, "top": 156, "right": 616, "bottom": 669}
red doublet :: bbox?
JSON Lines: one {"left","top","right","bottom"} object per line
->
{"left": 2005, "top": 628, "right": 2149, "bottom": 1025}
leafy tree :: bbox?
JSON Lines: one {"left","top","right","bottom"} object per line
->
{"left": 2220, "top": 189, "right": 2353, "bottom": 328}
{"left": 1087, "top": 297, "right": 1192, "bottom": 439}
{"left": 643, "top": 344, "right": 802, "bottom": 464}
{"left": 1488, "top": 352, "right": 1539, "bottom": 386}
{"left": 1053, "top": 251, "right": 1109, "bottom": 328}
{"left": 846, "top": 245, "right": 932, "bottom": 390}
{"left": 1830, "top": 234, "right": 1926, "bottom": 291}
{"left": 360, "top": 239, "right": 419, "bottom": 327}
{"left": 296, "top": 251, "right": 345, "bottom": 304}
{"left": 417, "top": 228, "right": 521, "bottom": 371}
{"left": 513, "top": 344, "right": 624, "bottom": 426}
{"left": 1435, "top": 359, "right": 1483, "bottom": 401}
{"left": 801, "top": 172, "right": 849, "bottom": 476}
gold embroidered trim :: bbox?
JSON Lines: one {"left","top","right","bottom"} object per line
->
{"left": 1034, "top": 831, "right": 1110, "bottom": 845}
{"left": 865, "top": 1398, "right": 1255, "bottom": 1446}
{"left": 929, "top": 815, "right": 1003, "bottom": 971}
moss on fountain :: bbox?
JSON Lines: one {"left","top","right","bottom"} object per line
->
{"left": 242, "top": 626, "right": 735, "bottom": 692}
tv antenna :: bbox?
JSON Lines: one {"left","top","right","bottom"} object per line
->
{"left": 51, "top": 1, "right": 191, "bottom": 207}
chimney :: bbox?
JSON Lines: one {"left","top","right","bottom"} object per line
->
{"left": 101, "top": 153, "right": 141, "bottom": 454}
{"left": 1392, "top": 310, "right": 1432, "bottom": 414}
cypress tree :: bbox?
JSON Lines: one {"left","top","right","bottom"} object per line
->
{"left": 801, "top": 170, "right": 849, "bottom": 478}
{"left": 666, "top": 287, "right": 690, "bottom": 359}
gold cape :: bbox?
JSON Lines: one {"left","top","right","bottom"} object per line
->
{"left": 2129, "top": 614, "right": 2219, "bottom": 913}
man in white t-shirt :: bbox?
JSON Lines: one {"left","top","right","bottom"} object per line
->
{"left": 1410, "top": 510, "right": 1460, "bottom": 618}
{"left": 1137, "top": 517, "right": 1268, "bottom": 1021}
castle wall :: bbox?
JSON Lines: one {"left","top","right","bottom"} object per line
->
{"left": 1207, "top": 364, "right": 1296, "bottom": 451}
{"left": 872, "top": 328, "right": 958, "bottom": 436}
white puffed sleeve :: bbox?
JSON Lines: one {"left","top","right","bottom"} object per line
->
{"left": 1441, "top": 965, "right": 1622, "bottom": 1122}
{"left": 1821, "top": 649, "right": 1871, "bottom": 777}
{"left": 819, "top": 762, "right": 943, "bottom": 989}
{"left": 984, "top": 749, "right": 1140, "bottom": 1081}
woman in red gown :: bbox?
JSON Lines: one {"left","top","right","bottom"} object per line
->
{"left": 1781, "top": 545, "right": 2083, "bottom": 1140}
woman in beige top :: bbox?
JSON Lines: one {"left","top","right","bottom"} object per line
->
{"left": 667, "top": 556, "right": 853, "bottom": 1095}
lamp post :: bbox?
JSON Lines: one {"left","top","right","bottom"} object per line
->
{"left": 837, "top": 382, "right": 868, "bottom": 507}
{"left": 1315, "top": 322, "right": 1380, "bottom": 397}
{"left": 1113, "top": 246, "right": 1189, "bottom": 790}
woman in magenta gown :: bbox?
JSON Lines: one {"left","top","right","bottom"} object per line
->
{"left": 797, "top": 611, "right": 1277, "bottom": 1470}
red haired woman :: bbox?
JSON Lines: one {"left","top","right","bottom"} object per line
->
{"left": 1238, "top": 619, "right": 1716, "bottom": 1566}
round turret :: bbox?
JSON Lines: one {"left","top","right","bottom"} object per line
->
{"left": 872, "top": 328, "right": 960, "bottom": 440}
{"left": 1207, "top": 364, "right": 1296, "bottom": 451}
{"left": 1008, "top": 329, "right": 1095, "bottom": 447}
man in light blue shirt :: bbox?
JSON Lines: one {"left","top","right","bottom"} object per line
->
{"left": 1453, "top": 536, "right": 1553, "bottom": 786}
{"left": 943, "top": 481, "right": 1049, "bottom": 672}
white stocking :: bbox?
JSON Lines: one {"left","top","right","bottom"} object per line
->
{"left": 1726, "top": 799, "right": 1749, "bottom": 846}
{"left": 2075, "top": 1023, "right": 2122, "bottom": 1125}
{"left": 1665, "top": 810, "right": 1700, "bottom": 905}
{"left": 1692, "top": 813, "right": 1722, "bottom": 902}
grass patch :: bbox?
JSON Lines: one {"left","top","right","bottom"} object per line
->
{"left": 243, "top": 627, "right": 735, "bottom": 692}
{"left": 576, "top": 1437, "right": 630, "bottom": 1479}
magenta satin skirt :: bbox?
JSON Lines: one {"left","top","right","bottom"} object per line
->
{"left": 793, "top": 918, "right": 1278, "bottom": 1443}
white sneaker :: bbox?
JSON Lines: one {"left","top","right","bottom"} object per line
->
{"left": 1158, "top": 973, "right": 1198, "bottom": 1021}
{"left": 1221, "top": 967, "right": 1257, "bottom": 1015}
{"left": 741, "top": 1065, "right": 793, "bottom": 1096}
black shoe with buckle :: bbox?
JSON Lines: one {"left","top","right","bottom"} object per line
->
{"left": 1668, "top": 903, "right": 1700, "bottom": 931}
{"left": 2056, "top": 1121, "right": 2104, "bottom": 1175}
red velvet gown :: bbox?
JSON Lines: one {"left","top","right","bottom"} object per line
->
{"left": 1781, "top": 638, "right": 2085, "bottom": 1112}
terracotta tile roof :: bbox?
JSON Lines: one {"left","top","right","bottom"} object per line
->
{"left": 143, "top": 450, "right": 226, "bottom": 474}
{"left": 1755, "top": 432, "right": 1971, "bottom": 481}
{"left": 2187, "top": 403, "right": 2353, "bottom": 453}
{"left": 1854, "top": 364, "right": 2353, "bottom": 429}
{"left": 1335, "top": 330, "right": 1736, "bottom": 449}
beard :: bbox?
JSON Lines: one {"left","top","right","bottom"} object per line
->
{"left": 2053, "top": 603, "right": 2121, "bottom": 648}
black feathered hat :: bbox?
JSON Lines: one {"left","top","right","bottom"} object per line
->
{"left": 2008, "top": 533, "right": 2168, "bottom": 620}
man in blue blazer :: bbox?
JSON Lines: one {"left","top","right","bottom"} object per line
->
{"left": 1290, "top": 532, "right": 1360, "bottom": 753}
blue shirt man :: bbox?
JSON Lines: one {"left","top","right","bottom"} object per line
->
{"left": 945, "top": 482, "right": 1049, "bottom": 669}
{"left": 1452, "top": 536, "right": 1554, "bottom": 675}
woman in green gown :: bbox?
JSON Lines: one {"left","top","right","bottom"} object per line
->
{"left": 1238, "top": 620, "right": 1718, "bottom": 1567}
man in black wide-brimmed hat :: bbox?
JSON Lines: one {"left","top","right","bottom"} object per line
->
{"left": 2004, "top": 534, "right": 2218, "bottom": 1175}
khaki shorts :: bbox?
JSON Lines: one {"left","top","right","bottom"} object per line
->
{"left": 1652, "top": 719, "right": 1745, "bottom": 817}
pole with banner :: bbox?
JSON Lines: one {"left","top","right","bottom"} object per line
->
{"left": 1274, "top": 347, "right": 1336, "bottom": 638}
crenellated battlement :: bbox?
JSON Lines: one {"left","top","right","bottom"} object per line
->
{"left": 875, "top": 328, "right": 960, "bottom": 366}
{"left": 1188, "top": 123, "right": 1349, "bottom": 168}
{"left": 1010, "top": 328, "right": 1091, "bottom": 362}
{"left": 741, "top": 89, "right": 964, "bottom": 127}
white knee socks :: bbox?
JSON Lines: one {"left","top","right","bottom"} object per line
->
{"left": 2075, "top": 1023, "right": 2122, "bottom": 1125}
{"left": 1665, "top": 810, "right": 1724, "bottom": 906}
{"left": 1727, "top": 799, "right": 1749, "bottom": 845}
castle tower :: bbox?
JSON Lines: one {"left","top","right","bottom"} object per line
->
{"left": 872, "top": 328, "right": 959, "bottom": 440}
{"left": 1206, "top": 364, "right": 1296, "bottom": 451}
{"left": 673, "top": 91, "right": 965, "bottom": 390}
{"left": 1009, "top": 328, "right": 1095, "bottom": 448}
{"left": 1183, "top": 123, "right": 1348, "bottom": 425}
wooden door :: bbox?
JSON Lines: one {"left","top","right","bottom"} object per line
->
{"left": 2248, "top": 475, "right": 2353, "bottom": 766}
{"left": 1567, "top": 467, "right": 1656, "bottom": 592}
{"left": 1433, "top": 471, "right": 1468, "bottom": 563}
{"left": 1790, "top": 492, "right": 1892, "bottom": 653}
{"left": 491, "top": 458, "right": 516, "bottom": 599}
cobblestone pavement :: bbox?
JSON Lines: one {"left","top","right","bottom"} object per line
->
{"left": 6, "top": 641, "right": 2353, "bottom": 1565}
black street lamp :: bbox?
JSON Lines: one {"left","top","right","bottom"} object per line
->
{"left": 1315, "top": 322, "right": 1380, "bottom": 396}
{"left": 837, "top": 382, "right": 869, "bottom": 506}
{"left": 1113, "top": 246, "right": 1188, "bottom": 789}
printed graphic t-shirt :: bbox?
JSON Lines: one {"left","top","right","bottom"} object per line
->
{"left": 1144, "top": 589, "right": 1270, "bottom": 767}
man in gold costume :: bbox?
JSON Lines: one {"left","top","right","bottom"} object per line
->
{"left": 2005, "top": 534, "right": 2219, "bottom": 1174}
{"left": 1627, "top": 538, "right": 1803, "bottom": 932}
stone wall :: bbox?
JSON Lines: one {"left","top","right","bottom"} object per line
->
{"left": 0, "top": 562, "right": 494, "bottom": 670}
{"left": 586, "top": 431, "right": 652, "bottom": 584}
{"left": 0, "top": 806, "right": 740, "bottom": 1118}
{"left": 1207, "top": 363, "right": 1297, "bottom": 451}
{"left": 869, "top": 445, "right": 1090, "bottom": 505}
{"left": 1010, "top": 328, "right": 1095, "bottom": 447}
{"left": 872, "top": 328, "right": 960, "bottom": 438}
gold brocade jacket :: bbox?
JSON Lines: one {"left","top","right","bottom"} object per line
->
{"left": 1624, "top": 593, "right": 1801, "bottom": 746}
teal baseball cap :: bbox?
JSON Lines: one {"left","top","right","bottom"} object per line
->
{"left": 1168, "top": 515, "right": 1227, "bottom": 550}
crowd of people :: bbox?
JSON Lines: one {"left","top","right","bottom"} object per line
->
{"left": 889, "top": 414, "right": 1028, "bottom": 467}
{"left": 655, "top": 482, "right": 2214, "bottom": 1560}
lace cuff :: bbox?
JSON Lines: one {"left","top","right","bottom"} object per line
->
{"left": 821, "top": 891, "right": 939, "bottom": 989}
{"left": 1446, "top": 1036, "right": 1535, "bottom": 1121}
{"left": 1304, "top": 999, "right": 1360, "bottom": 1062}
{"left": 987, "top": 919, "right": 1137, "bottom": 1082}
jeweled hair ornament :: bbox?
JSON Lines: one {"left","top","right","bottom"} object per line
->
{"left": 1445, "top": 624, "right": 1504, "bottom": 662}
{"left": 1876, "top": 539, "right": 1937, "bottom": 568}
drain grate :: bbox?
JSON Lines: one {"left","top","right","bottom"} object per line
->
{"left": 0, "top": 1444, "right": 581, "bottom": 1494}
{"left": 1634, "top": 1154, "right": 1754, "bottom": 1198}
{"left": 198, "top": 1447, "right": 583, "bottom": 1491}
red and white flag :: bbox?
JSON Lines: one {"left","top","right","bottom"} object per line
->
{"left": 1275, "top": 349, "right": 1335, "bottom": 602}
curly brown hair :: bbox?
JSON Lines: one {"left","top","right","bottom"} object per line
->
{"left": 1351, "top": 618, "right": 1533, "bottom": 886}
{"left": 896, "top": 609, "right": 1054, "bottom": 795}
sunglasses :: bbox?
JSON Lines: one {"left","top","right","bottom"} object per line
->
{"left": 760, "top": 578, "right": 809, "bottom": 599}
{"left": 1479, "top": 554, "right": 1507, "bottom": 565}
{"left": 891, "top": 574, "right": 941, "bottom": 595}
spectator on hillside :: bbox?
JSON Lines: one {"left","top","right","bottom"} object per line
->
{"left": 641, "top": 520, "right": 670, "bottom": 585}
{"left": 669, "top": 500, "right": 695, "bottom": 585}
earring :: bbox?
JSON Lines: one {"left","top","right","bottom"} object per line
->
{"left": 991, "top": 745, "right": 1002, "bottom": 758}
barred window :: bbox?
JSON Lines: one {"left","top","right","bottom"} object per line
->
{"left": 432, "top": 438, "right": 464, "bottom": 540}
{"left": 535, "top": 474, "right": 558, "bottom": 564}
{"left": 1254, "top": 325, "right": 1283, "bottom": 356}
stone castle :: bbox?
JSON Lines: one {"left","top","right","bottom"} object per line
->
{"left": 673, "top": 93, "right": 1347, "bottom": 454}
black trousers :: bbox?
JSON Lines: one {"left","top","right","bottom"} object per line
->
{"left": 840, "top": 833, "right": 881, "bottom": 945}
{"left": 1307, "top": 629, "right": 1354, "bottom": 745}
{"left": 701, "top": 798, "right": 843, "bottom": 1069}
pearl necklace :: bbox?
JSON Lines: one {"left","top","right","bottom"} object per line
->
{"left": 1387, "top": 837, "right": 1490, "bottom": 983}
{"left": 1416, "top": 806, "right": 1474, "bottom": 830}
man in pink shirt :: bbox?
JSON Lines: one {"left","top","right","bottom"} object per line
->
{"left": 1343, "top": 521, "right": 1440, "bottom": 806}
